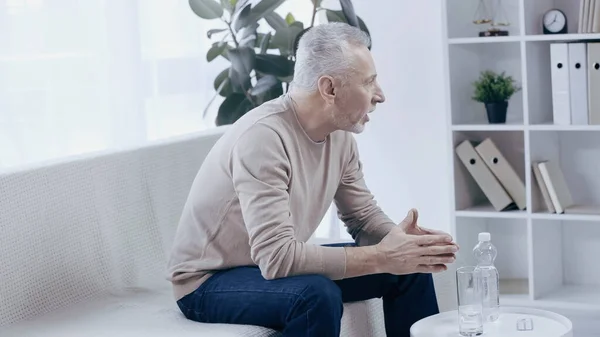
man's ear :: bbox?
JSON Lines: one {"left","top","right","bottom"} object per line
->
{"left": 317, "top": 75, "right": 336, "bottom": 103}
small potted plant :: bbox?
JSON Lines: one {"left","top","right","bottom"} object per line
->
{"left": 472, "top": 70, "right": 521, "bottom": 124}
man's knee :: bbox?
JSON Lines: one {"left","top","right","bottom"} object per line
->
{"left": 293, "top": 275, "right": 343, "bottom": 315}
{"left": 385, "top": 272, "right": 437, "bottom": 300}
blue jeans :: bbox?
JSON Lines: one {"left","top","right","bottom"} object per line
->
{"left": 176, "top": 243, "right": 440, "bottom": 337}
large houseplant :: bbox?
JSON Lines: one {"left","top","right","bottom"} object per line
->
{"left": 472, "top": 70, "right": 521, "bottom": 124}
{"left": 190, "top": 0, "right": 370, "bottom": 125}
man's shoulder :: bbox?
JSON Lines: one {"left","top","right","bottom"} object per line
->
{"left": 219, "top": 97, "right": 297, "bottom": 157}
{"left": 230, "top": 97, "right": 294, "bottom": 138}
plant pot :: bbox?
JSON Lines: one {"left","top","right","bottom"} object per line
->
{"left": 484, "top": 101, "right": 508, "bottom": 124}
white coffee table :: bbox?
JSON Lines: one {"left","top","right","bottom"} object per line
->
{"left": 410, "top": 306, "right": 572, "bottom": 337}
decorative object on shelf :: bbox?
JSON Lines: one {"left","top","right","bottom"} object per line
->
{"left": 188, "top": 0, "right": 370, "bottom": 126}
{"left": 543, "top": 8, "right": 568, "bottom": 34}
{"left": 488, "top": 0, "right": 510, "bottom": 36}
{"left": 473, "top": 0, "right": 492, "bottom": 25}
{"left": 474, "top": 0, "right": 510, "bottom": 37}
{"left": 472, "top": 70, "right": 521, "bottom": 124}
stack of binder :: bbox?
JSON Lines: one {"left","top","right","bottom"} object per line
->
{"left": 578, "top": 0, "right": 600, "bottom": 33}
{"left": 532, "top": 160, "right": 600, "bottom": 214}
{"left": 456, "top": 138, "right": 526, "bottom": 212}
{"left": 550, "top": 42, "right": 600, "bottom": 125}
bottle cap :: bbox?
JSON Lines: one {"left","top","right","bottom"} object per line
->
{"left": 478, "top": 232, "right": 491, "bottom": 241}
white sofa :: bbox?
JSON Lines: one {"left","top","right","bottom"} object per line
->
{"left": 0, "top": 127, "right": 457, "bottom": 337}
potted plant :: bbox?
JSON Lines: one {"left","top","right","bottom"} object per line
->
{"left": 189, "top": 0, "right": 371, "bottom": 126}
{"left": 472, "top": 70, "right": 521, "bottom": 124}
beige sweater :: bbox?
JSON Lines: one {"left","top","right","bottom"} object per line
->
{"left": 166, "top": 94, "right": 396, "bottom": 300}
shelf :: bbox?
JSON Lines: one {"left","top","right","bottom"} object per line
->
{"left": 455, "top": 205, "right": 527, "bottom": 219}
{"left": 530, "top": 132, "right": 600, "bottom": 212}
{"left": 529, "top": 124, "right": 600, "bottom": 131}
{"left": 523, "top": 33, "right": 600, "bottom": 42}
{"left": 453, "top": 131, "right": 525, "bottom": 212}
{"left": 531, "top": 212, "right": 600, "bottom": 222}
{"left": 445, "top": 0, "right": 521, "bottom": 39}
{"left": 446, "top": 0, "right": 600, "bottom": 314}
{"left": 531, "top": 219, "right": 600, "bottom": 312}
{"left": 447, "top": 33, "right": 600, "bottom": 45}
{"left": 502, "top": 285, "right": 600, "bottom": 312}
{"left": 535, "top": 285, "right": 600, "bottom": 311}
{"left": 455, "top": 218, "right": 530, "bottom": 296}
{"left": 448, "top": 36, "right": 521, "bottom": 45}
{"left": 523, "top": 0, "right": 580, "bottom": 36}
{"left": 451, "top": 124, "right": 525, "bottom": 131}
{"left": 500, "top": 278, "right": 530, "bottom": 297}
{"left": 448, "top": 42, "right": 523, "bottom": 125}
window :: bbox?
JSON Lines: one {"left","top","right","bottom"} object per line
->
{"left": 1, "top": 0, "right": 344, "bottom": 241}
{"left": 0, "top": 0, "right": 318, "bottom": 170}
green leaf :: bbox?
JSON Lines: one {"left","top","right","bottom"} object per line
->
{"left": 256, "top": 80, "right": 284, "bottom": 104}
{"left": 472, "top": 70, "right": 521, "bottom": 103}
{"left": 311, "top": 0, "right": 322, "bottom": 7}
{"left": 250, "top": 75, "right": 279, "bottom": 96}
{"left": 263, "top": 80, "right": 284, "bottom": 102}
{"left": 214, "top": 68, "right": 234, "bottom": 97}
{"left": 228, "top": 47, "right": 256, "bottom": 93}
{"left": 290, "top": 21, "right": 304, "bottom": 31}
{"left": 216, "top": 93, "right": 254, "bottom": 125}
{"left": 285, "top": 13, "right": 295, "bottom": 25}
{"left": 255, "top": 54, "right": 294, "bottom": 77}
{"left": 239, "top": 22, "right": 258, "bottom": 47}
{"left": 220, "top": 0, "right": 233, "bottom": 13}
{"left": 245, "top": 0, "right": 286, "bottom": 27}
{"left": 233, "top": 4, "right": 252, "bottom": 32}
{"left": 325, "top": 9, "right": 345, "bottom": 22}
{"left": 291, "top": 27, "right": 309, "bottom": 57}
{"left": 233, "top": 0, "right": 250, "bottom": 13}
{"left": 325, "top": 10, "right": 371, "bottom": 48}
{"left": 271, "top": 24, "right": 303, "bottom": 55}
{"left": 207, "top": 28, "right": 227, "bottom": 39}
{"left": 339, "top": 0, "right": 359, "bottom": 27}
{"left": 189, "top": 0, "right": 223, "bottom": 19}
{"left": 356, "top": 16, "right": 370, "bottom": 39}
{"left": 264, "top": 12, "right": 287, "bottom": 31}
{"left": 259, "top": 32, "right": 272, "bottom": 53}
{"left": 207, "top": 42, "right": 227, "bottom": 62}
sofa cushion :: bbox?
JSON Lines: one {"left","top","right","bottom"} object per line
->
{"left": 0, "top": 286, "right": 388, "bottom": 337}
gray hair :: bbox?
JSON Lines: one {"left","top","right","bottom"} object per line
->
{"left": 291, "top": 22, "right": 371, "bottom": 92}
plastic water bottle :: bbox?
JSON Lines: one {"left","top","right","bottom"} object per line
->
{"left": 473, "top": 232, "right": 500, "bottom": 322}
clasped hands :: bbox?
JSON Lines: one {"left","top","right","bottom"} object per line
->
{"left": 376, "top": 208, "right": 460, "bottom": 275}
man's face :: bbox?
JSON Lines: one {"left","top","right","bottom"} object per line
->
{"left": 330, "top": 46, "right": 385, "bottom": 133}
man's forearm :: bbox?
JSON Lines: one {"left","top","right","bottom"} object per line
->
{"left": 354, "top": 219, "right": 396, "bottom": 246}
{"left": 342, "top": 245, "right": 384, "bottom": 278}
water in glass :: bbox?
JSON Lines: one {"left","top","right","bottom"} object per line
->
{"left": 459, "top": 304, "right": 484, "bottom": 336}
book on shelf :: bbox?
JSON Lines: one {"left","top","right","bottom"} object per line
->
{"left": 579, "top": 0, "right": 600, "bottom": 33}
{"left": 455, "top": 138, "right": 525, "bottom": 212}
{"left": 531, "top": 160, "right": 600, "bottom": 214}
{"left": 550, "top": 41, "right": 600, "bottom": 125}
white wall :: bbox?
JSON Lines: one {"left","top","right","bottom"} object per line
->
{"left": 349, "top": 0, "right": 454, "bottom": 234}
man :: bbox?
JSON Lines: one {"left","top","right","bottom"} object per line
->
{"left": 167, "top": 22, "right": 459, "bottom": 336}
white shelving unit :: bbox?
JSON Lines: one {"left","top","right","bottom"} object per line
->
{"left": 442, "top": 0, "right": 600, "bottom": 321}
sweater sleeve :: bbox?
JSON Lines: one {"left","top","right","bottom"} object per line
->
{"left": 334, "top": 135, "right": 396, "bottom": 246}
{"left": 230, "top": 123, "right": 347, "bottom": 280}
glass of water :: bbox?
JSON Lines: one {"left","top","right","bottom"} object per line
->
{"left": 456, "top": 266, "right": 484, "bottom": 336}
